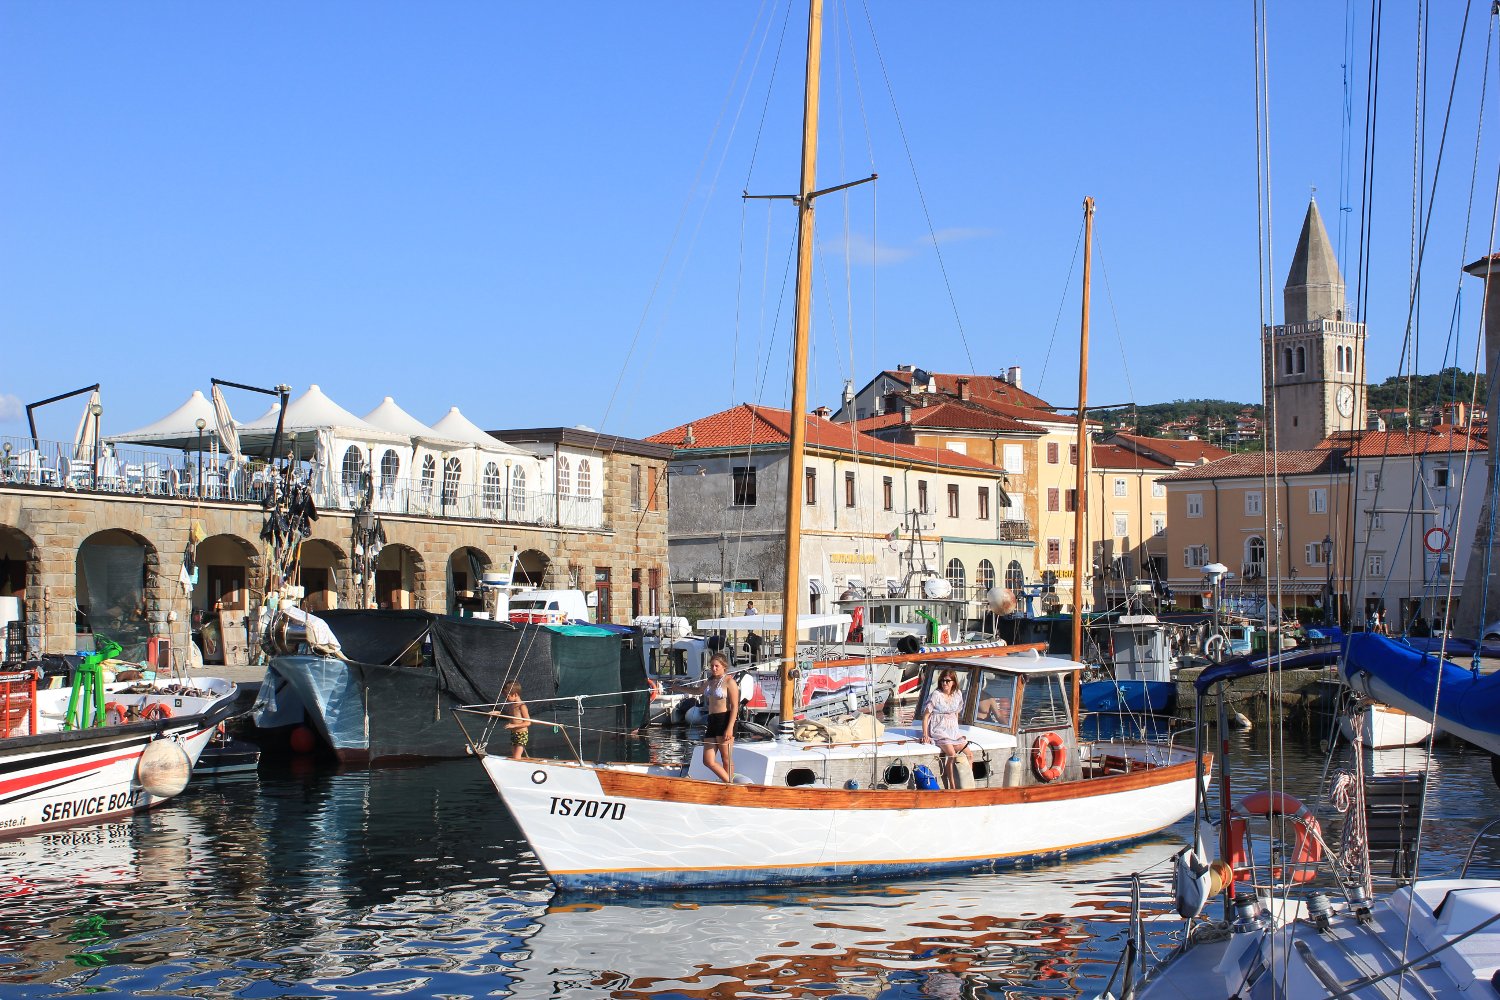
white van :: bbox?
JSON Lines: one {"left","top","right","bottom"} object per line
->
{"left": 507, "top": 590, "right": 591, "bottom": 625}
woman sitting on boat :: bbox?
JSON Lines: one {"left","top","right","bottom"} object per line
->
{"left": 922, "top": 669, "right": 972, "bottom": 788}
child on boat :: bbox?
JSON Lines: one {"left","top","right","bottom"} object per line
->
{"left": 501, "top": 682, "right": 531, "bottom": 760}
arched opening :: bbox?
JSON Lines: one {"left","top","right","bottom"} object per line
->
{"left": 191, "top": 533, "right": 260, "bottom": 665}
{"left": 945, "top": 558, "right": 966, "bottom": 595}
{"left": 441, "top": 457, "right": 462, "bottom": 510}
{"left": 515, "top": 548, "right": 550, "bottom": 588}
{"left": 419, "top": 455, "right": 437, "bottom": 504}
{"left": 976, "top": 559, "right": 996, "bottom": 596}
{"left": 1283, "top": 347, "right": 1294, "bottom": 375}
{"left": 341, "top": 445, "right": 364, "bottom": 500}
{"left": 510, "top": 465, "right": 529, "bottom": 520}
{"left": 296, "top": 539, "right": 346, "bottom": 613}
{"left": 76, "top": 529, "right": 156, "bottom": 659}
{"left": 1245, "top": 536, "right": 1266, "bottom": 578}
{"left": 0, "top": 525, "right": 36, "bottom": 661}
{"left": 448, "top": 546, "right": 491, "bottom": 615}
{"left": 375, "top": 543, "right": 424, "bottom": 610}
{"left": 1004, "top": 560, "right": 1025, "bottom": 592}
{"left": 1295, "top": 346, "right": 1306, "bottom": 374}
{"left": 557, "top": 456, "right": 572, "bottom": 498}
{"left": 577, "top": 459, "right": 592, "bottom": 497}
{"left": 482, "top": 462, "right": 503, "bottom": 512}
{"left": 378, "top": 449, "right": 401, "bottom": 500}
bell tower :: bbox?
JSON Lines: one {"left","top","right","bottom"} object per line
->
{"left": 1261, "top": 197, "right": 1367, "bottom": 450}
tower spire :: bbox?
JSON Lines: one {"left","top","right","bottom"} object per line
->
{"left": 1284, "top": 196, "right": 1345, "bottom": 324}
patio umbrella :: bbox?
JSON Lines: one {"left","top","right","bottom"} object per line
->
{"left": 211, "top": 384, "right": 241, "bottom": 464}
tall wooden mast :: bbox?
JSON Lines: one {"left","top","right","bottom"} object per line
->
{"left": 1071, "top": 196, "right": 1095, "bottom": 729}
{"left": 778, "top": 0, "right": 825, "bottom": 724}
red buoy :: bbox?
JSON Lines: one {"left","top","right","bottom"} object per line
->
{"left": 289, "top": 725, "right": 317, "bottom": 754}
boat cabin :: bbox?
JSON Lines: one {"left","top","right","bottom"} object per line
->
{"left": 686, "top": 651, "right": 1089, "bottom": 790}
{"left": 833, "top": 596, "right": 974, "bottom": 647}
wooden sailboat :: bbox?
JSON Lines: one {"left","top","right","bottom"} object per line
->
{"left": 457, "top": 0, "right": 1207, "bottom": 891}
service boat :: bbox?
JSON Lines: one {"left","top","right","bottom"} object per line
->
{"left": 457, "top": 649, "right": 1205, "bottom": 891}
{"left": 0, "top": 667, "right": 240, "bottom": 837}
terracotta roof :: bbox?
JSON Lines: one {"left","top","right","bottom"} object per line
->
{"left": 648, "top": 404, "right": 1006, "bottom": 473}
{"left": 1339, "top": 427, "right": 1487, "bottom": 458}
{"left": 849, "top": 400, "right": 1032, "bottom": 434}
{"left": 1158, "top": 449, "right": 1345, "bottom": 482}
{"left": 1091, "top": 444, "right": 1174, "bottom": 472}
{"left": 1112, "top": 433, "right": 1231, "bottom": 466}
{"left": 879, "top": 370, "right": 1053, "bottom": 409}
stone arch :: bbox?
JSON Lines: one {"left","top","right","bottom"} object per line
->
{"left": 515, "top": 548, "right": 551, "bottom": 588}
{"left": 448, "top": 546, "right": 491, "bottom": 615}
{"left": 0, "top": 523, "right": 38, "bottom": 660}
{"left": 375, "top": 543, "right": 425, "bottom": 610}
{"left": 193, "top": 533, "right": 262, "bottom": 615}
{"left": 296, "top": 538, "right": 346, "bottom": 612}
{"left": 76, "top": 528, "right": 159, "bottom": 659}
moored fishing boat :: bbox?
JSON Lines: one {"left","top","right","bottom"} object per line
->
{"left": 0, "top": 666, "right": 239, "bottom": 837}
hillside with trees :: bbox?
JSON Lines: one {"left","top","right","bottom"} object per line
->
{"left": 1366, "top": 367, "right": 1485, "bottom": 417}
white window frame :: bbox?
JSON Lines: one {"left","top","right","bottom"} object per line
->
{"left": 1431, "top": 464, "right": 1451, "bottom": 488}
{"left": 1367, "top": 552, "right": 1384, "bottom": 577}
{"left": 1305, "top": 542, "right": 1325, "bottom": 566}
{"left": 1113, "top": 513, "right": 1129, "bottom": 538}
{"left": 1245, "top": 491, "right": 1263, "bottom": 516}
{"left": 1184, "top": 545, "right": 1208, "bottom": 568}
{"left": 1186, "top": 493, "right": 1204, "bottom": 518}
{"left": 1113, "top": 477, "right": 1128, "bottom": 497}
{"left": 1152, "top": 481, "right": 1166, "bottom": 499}
{"left": 1151, "top": 513, "right": 1166, "bottom": 536}
{"left": 1364, "top": 471, "right": 1380, "bottom": 491}
{"left": 1309, "top": 488, "right": 1328, "bottom": 514}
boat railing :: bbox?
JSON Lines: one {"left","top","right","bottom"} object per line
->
{"left": 1459, "top": 818, "right": 1500, "bottom": 877}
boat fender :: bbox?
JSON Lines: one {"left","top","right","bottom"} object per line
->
{"left": 1172, "top": 837, "right": 1214, "bottom": 919}
{"left": 1227, "top": 789, "right": 1323, "bottom": 884}
{"left": 1003, "top": 753, "right": 1026, "bottom": 787}
{"left": 913, "top": 764, "right": 940, "bottom": 790}
{"left": 952, "top": 754, "right": 975, "bottom": 789}
{"left": 1031, "top": 731, "right": 1068, "bottom": 782}
{"left": 103, "top": 701, "right": 129, "bottom": 725}
{"left": 136, "top": 739, "right": 192, "bottom": 798}
{"left": 141, "top": 702, "right": 172, "bottom": 721}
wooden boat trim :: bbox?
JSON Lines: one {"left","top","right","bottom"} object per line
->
{"left": 587, "top": 753, "right": 1211, "bottom": 809}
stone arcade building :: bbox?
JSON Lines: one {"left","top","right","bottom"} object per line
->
{"left": 0, "top": 428, "right": 669, "bottom": 664}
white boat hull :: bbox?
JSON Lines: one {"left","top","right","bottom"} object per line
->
{"left": 480, "top": 751, "right": 1204, "bottom": 890}
{"left": 1340, "top": 702, "right": 1434, "bottom": 749}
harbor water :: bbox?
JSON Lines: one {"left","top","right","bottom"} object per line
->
{"left": 3, "top": 726, "right": 1498, "bottom": 998}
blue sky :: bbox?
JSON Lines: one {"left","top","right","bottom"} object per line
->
{"left": 2, "top": 2, "right": 1496, "bottom": 444}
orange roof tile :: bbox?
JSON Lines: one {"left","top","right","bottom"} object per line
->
{"left": 1091, "top": 444, "right": 1174, "bottom": 472}
{"left": 850, "top": 400, "right": 1033, "bottom": 434}
{"left": 1340, "top": 427, "right": 1487, "bottom": 458}
{"left": 879, "top": 370, "right": 1053, "bottom": 410}
{"left": 648, "top": 404, "right": 1007, "bottom": 473}
{"left": 1112, "top": 433, "right": 1231, "bottom": 466}
{"left": 1158, "top": 450, "right": 1345, "bottom": 482}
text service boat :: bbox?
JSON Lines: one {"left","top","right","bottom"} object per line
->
{"left": 0, "top": 668, "right": 240, "bottom": 837}
{"left": 457, "top": 650, "right": 1205, "bottom": 890}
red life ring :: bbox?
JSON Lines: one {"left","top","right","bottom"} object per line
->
{"left": 647, "top": 678, "right": 662, "bottom": 700}
{"left": 141, "top": 702, "right": 172, "bottom": 721}
{"left": 103, "top": 701, "right": 128, "bottom": 725}
{"left": 1227, "top": 789, "right": 1323, "bottom": 884}
{"left": 1031, "top": 731, "right": 1067, "bottom": 781}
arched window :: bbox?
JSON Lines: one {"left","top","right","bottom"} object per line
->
{"left": 420, "top": 455, "right": 437, "bottom": 502}
{"left": 442, "top": 457, "right": 461, "bottom": 508}
{"left": 577, "top": 459, "right": 592, "bottom": 497}
{"left": 511, "top": 465, "right": 527, "bottom": 517}
{"left": 977, "top": 559, "right": 996, "bottom": 595}
{"left": 1295, "top": 346, "right": 1306, "bottom": 374}
{"left": 341, "top": 446, "right": 364, "bottom": 493}
{"left": 557, "top": 456, "right": 572, "bottom": 498}
{"left": 1335, "top": 345, "right": 1345, "bottom": 372}
{"left": 945, "top": 558, "right": 966, "bottom": 595}
{"left": 1284, "top": 347, "right": 1294, "bottom": 375}
{"left": 1246, "top": 536, "right": 1266, "bottom": 576}
{"left": 1005, "top": 560, "right": 1025, "bottom": 592}
{"left": 379, "top": 450, "right": 400, "bottom": 498}
{"left": 482, "top": 462, "right": 502, "bottom": 510}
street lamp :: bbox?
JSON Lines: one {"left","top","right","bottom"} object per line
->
{"left": 503, "top": 458, "right": 512, "bottom": 522}
{"left": 194, "top": 416, "right": 206, "bottom": 498}
{"left": 90, "top": 401, "right": 103, "bottom": 482}
{"left": 1322, "top": 534, "right": 1335, "bottom": 626}
{"left": 1203, "top": 562, "right": 1229, "bottom": 662}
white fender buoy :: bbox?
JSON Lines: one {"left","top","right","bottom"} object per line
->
{"left": 1173, "top": 838, "right": 1214, "bottom": 919}
{"left": 137, "top": 740, "right": 192, "bottom": 798}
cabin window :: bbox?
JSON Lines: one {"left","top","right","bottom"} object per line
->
{"left": 973, "top": 670, "right": 1017, "bottom": 731}
{"left": 1017, "top": 674, "right": 1071, "bottom": 731}
{"left": 919, "top": 667, "right": 971, "bottom": 723}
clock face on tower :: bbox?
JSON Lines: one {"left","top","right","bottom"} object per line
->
{"left": 1336, "top": 385, "right": 1355, "bottom": 418}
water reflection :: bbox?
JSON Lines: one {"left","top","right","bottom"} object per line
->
{"left": 0, "top": 730, "right": 1493, "bottom": 999}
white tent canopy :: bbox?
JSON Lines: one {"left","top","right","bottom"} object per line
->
{"left": 362, "top": 397, "right": 466, "bottom": 450}
{"left": 429, "top": 406, "right": 531, "bottom": 457}
{"left": 108, "top": 390, "right": 221, "bottom": 451}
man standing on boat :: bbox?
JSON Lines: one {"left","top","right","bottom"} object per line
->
{"left": 701, "top": 653, "right": 739, "bottom": 782}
